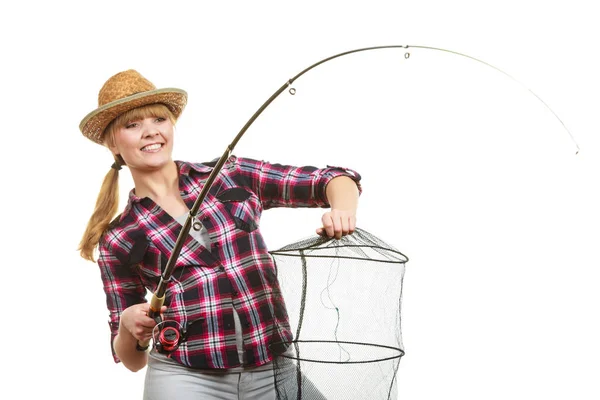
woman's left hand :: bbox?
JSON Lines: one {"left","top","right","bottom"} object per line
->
{"left": 317, "top": 209, "right": 356, "bottom": 239}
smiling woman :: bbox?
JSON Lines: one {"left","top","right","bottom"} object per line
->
{"left": 105, "top": 107, "right": 192, "bottom": 230}
{"left": 77, "top": 69, "right": 362, "bottom": 400}
{"left": 105, "top": 105, "right": 176, "bottom": 167}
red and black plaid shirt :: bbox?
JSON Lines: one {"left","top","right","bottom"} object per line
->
{"left": 98, "top": 156, "right": 361, "bottom": 369}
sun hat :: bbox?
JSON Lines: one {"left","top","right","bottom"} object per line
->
{"left": 79, "top": 69, "right": 187, "bottom": 144}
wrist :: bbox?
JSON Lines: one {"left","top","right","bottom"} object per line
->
{"left": 136, "top": 342, "right": 150, "bottom": 351}
{"left": 117, "top": 322, "right": 138, "bottom": 345}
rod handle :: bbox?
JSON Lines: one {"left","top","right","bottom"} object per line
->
{"left": 137, "top": 293, "right": 165, "bottom": 350}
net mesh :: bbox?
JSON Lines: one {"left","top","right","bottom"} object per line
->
{"left": 268, "top": 228, "right": 408, "bottom": 399}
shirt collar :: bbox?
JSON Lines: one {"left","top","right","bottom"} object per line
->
{"left": 126, "top": 160, "right": 214, "bottom": 205}
{"left": 176, "top": 160, "right": 214, "bottom": 177}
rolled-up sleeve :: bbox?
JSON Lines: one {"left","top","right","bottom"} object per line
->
{"left": 98, "top": 239, "right": 147, "bottom": 363}
{"left": 232, "top": 156, "right": 362, "bottom": 209}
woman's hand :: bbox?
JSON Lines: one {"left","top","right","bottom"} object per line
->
{"left": 114, "top": 303, "right": 166, "bottom": 372}
{"left": 119, "top": 303, "right": 166, "bottom": 343}
{"left": 318, "top": 176, "right": 359, "bottom": 239}
{"left": 317, "top": 209, "right": 356, "bottom": 239}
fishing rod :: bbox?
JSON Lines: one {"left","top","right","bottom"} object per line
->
{"left": 138, "top": 44, "right": 579, "bottom": 351}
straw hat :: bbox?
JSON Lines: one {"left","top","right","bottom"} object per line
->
{"left": 79, "top": 69, "right": 187, "bottom": 144}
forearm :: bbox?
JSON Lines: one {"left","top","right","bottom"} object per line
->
{"left": 325, "top": 176, "right": 359, "bottom": 212}
{"left": 113, "top": 326, "right": 149, "bottom": 372}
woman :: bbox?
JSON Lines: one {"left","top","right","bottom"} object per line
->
{"left": 79, "top": 69, "right": 361, "bottom": 399}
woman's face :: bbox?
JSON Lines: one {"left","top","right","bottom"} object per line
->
{"left": 110, "top": 115, "right": 175, "bottom": 172}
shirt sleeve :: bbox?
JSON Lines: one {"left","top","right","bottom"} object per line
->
{"left": 98, "top": 237, "right": 147, "bottom": 363}
{"left": 232, "top": 156, "right": 362, "bottom": 209}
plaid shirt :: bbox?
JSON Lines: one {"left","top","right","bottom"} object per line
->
{"left": 98, "top": 156, "right": 361, "bottom": 369}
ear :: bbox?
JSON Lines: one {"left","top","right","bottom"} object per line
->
{"left": 104, "top": 136, "right": 119, "bottom": 155}
{"left": 106, "top": 143, "right": 120, "bottom": 158}
{"left": 103, "top": 126, "right": 119, "bottom": 153}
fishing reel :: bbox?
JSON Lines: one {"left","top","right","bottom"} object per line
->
{"left": 152, "top": 319, "right": 186, "bottom": 355}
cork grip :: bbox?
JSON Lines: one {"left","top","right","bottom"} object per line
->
{"left": 137, "top": 293, "right": 165, "bottom": 349}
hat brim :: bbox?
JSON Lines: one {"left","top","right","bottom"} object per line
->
{"left": 79, "top": 88, "right": 188, "bottom": 144}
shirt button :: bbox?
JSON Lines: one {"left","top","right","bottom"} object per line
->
{"left": 232, "top": 290, "right": 239, "bottom": 296}
{"left": 218, "top": 266, "right": 225, "bottom": 272}
{"left": 213, "top": 242, "right": 220, "bottom": 248}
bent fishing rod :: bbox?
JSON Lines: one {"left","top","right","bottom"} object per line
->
{"left": 138, "top": 44, "right": 579, "bottom": 350}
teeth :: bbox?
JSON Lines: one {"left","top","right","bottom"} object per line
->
{"left": 141, "top": 143, "right": 162, "bottom": 152}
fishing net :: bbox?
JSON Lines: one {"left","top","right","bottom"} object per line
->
{"left": 268, "top": 228, "right": 408, "bottom": 399}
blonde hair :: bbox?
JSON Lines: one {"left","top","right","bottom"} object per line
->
{"left": 78, "top": 104, "right": 176, "bottom": 262}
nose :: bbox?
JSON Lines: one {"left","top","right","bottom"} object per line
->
{"left": 141, "top": 119, "right": 160, "bottom": 138}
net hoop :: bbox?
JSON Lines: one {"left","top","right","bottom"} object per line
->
{"left": 269, "top": 340, "right": 405, "bottom": 364}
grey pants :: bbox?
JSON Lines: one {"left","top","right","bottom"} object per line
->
{"left": 143, "top": 352, "right": 326, "bottom": 400}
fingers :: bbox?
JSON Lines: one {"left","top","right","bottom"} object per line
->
{"left": 135, "top": 303, "right": 158, "bottom": 328}
{"left": 122, "top": 303, "right": 166, "bottom": 342}
{"left": 128, "top": 322, "right": 154, "bottom": 342}
{"left": 319, "top": 210, "right": 356, "bottom": 239}
{"left": 347, "top": 214, "right": 356, "bottom": 234}
{"left": 134, "top": 329, "right": 153, "bottom": 343}
{"left": 133, "top": 314, "right": 157, "bottom": 342}
{"left": 320, "top": 214, "right": 335, "bottom": 238}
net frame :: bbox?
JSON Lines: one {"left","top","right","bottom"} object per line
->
{"left": 268, "top": 228, "right": 408, "bottom": 399}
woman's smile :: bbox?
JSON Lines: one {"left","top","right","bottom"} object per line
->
{"left": 141, "top": 143, "right": 164, "bottom": 153}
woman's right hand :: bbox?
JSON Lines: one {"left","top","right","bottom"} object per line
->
{"left": 119, "top": 303, "right": 166, "bottom": 342}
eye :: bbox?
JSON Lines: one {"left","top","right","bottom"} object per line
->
{"left": 155, "top": 117, "right": 166, "bottom": 123}
{"left": 125, "top": 122, "right": 139, "bottom": 129}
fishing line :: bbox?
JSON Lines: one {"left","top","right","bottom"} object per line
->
{"left": 285, "top": 45, "right": 580, "bottom": 154}
{"left": 319, "top": 256, "right": 351, "bottom": 362}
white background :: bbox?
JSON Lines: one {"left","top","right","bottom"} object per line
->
{"left": 2, "top": 1, "right": 599, "bottom": 399}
